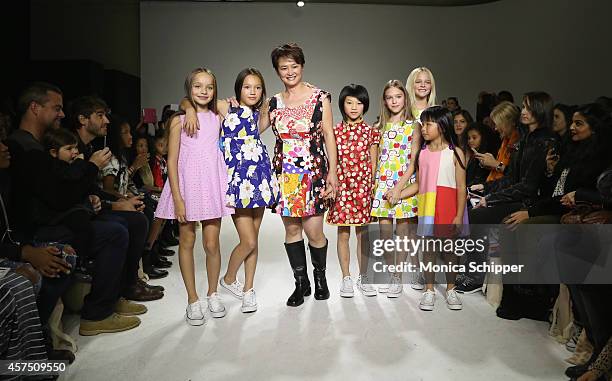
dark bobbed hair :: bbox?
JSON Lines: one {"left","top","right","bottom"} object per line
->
{"left": 234, "top": 68, "right": 267, "bottom": 111}
{"left": 271, "top": 43, "right": 305, "bottom": 72}
{"left": 338, "top": 84, "right": 369, "bottom": 121}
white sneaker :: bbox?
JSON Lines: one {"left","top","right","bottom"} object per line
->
{"left": 410, "top": 271, "right": 425, "bottom": 290}
{"left": 356, "top": 274, "right": 377, "bottom": 297}
{"left": 241, "top": 288, "right": 257, "bottom": 313}
{"left": 378, "top": 284, "right": 390, "bottom": 293}
{"left": 220, "top": 277, "right": 244, "bottom": 299}
{"left": 419, "top": 290, "right": 435, "bottom": 311}
{"left": 387, "top": 274, "right": 403, "bottom": 298}
{"left": 185, "top": 301, "right": 206, "bottom": 326}
{"left": 339, "top": 276, "right": 354, "bottom": 298}
{"left": 446, "top": 288, "right": 463, "bottom": 310}
{"left": 206, "top": 292, "right": 227, "bottom": 318}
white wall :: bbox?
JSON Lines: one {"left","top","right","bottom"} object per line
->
{"left": 140, "top": 0, "right": 612, "bottom": 129}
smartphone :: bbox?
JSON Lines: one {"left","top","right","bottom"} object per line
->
{"left": 103, "top": 136, "right": 107, "bottom": 148}
{"left": 471, "top": 147, "right": 479, "bottom": 154}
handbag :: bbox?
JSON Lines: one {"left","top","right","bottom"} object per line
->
{"left": 560, "top": 201, "right": 612, "bottom": 224}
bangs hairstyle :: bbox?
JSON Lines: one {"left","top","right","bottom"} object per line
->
{"left": 418, "top": 106, "right": 465, "bottom": 169}
{"left": 184, "top": 68, "right": 218, "bottom": 114}
{"left": 490, "top": 101, "right": 520, "bottom": 127}
{"left": 339, "top": 84, "right": 369, "bottom": 121}
{"left": 43, "top": 128, "right": 78, "bottom": 151}
{"left": 523, "top": 91, "right": 553, "bottom": 130}
{"left": 406, "top": 67, "right": 437, "bottom": 107}
{"left": 271, "top": 43, "right": 305, "bottom": 72}
{"left": 377, "top": 80, "right": 413, "bottom": 128}
{"left": 68, "top": 95, "right": 109, "bottom": 131}
{"left": 234, "top": 68, "right": 267, "bottom": 111}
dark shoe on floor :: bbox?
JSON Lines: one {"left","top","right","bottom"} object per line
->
{"left": 155, "top": 257, "right": 172, "bottom": 268}
{"left": 565, "top": 364, "right": 589, "bottom": 378}
{"left": 455, "top": 275, "right": 483, "bottom": 294}
{"left": 137, "top": 278, "right": 164, "bottom": 292}
{"left": 145, "top": 266, "right": 168, "bottom": 279}
{"left": 158, "top": 247, "right": 175, "bottom": 257}
{"left": 124, "top": 282, "right": 164, "bottom": 302}
{"left": 48, "top": 348, "right": 75, "bottom": 364}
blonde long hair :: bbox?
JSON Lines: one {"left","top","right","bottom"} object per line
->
{"left": 405, "top": 67, "right": 437, "bottom": 108}
{"left": 376, "top": 80, "right": 413, "bottom": 129}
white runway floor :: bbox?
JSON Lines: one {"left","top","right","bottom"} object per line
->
{"left": 60, "top": 214, "right": 569, "bottom": 381}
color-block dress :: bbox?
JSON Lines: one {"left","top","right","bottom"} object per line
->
{"left": 221, "top": 105, "right": 279, "bottom": 208}
{"left": 371, "top": 120, "right": 419, "bottom": 219}
{"left": 326, "top": 119, "right": 379, "bottom": 226}
{"left": 268, "top": 88, "right": 331, "bottom": 217}
{"left": 416, "top": 145, "right": 469, "bottom": 237}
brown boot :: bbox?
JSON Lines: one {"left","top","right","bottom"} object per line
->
{"left": 79, "top": 313, "right": 140, "bottom": 336}
{"left": 115, "top": 297, "right": 147, "bottom": 316}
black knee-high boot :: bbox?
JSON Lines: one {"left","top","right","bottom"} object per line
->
{"left": 309, "top": 240, "right": 330, "bottom": 300}
{"left": 285, "top": 240, "right": 311, "bottom": 307}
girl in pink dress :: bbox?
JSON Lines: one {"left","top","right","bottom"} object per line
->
{"left": 155, "top": 68, "right": 233, "bottom": 326}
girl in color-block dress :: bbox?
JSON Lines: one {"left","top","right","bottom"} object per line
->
{"left": 399, "top": 106, "right": 468, "bottom": 312}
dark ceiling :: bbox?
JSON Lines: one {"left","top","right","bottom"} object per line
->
{"left": 166, "top": 0, "right": 501, "bottom": 6}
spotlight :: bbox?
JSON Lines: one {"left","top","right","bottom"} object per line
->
{"left": 297, "top": 1, "right": 305, "bottom": 7}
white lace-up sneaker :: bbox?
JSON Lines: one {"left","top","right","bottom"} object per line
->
{"left": 356, "top": 274, "right": 377, "bottom": 297}
{"left": 446, "top": 288, "right": 463, "bottom": 310}
{"left": 241, "top": 288, "right": 257, "bottom": 313}
{"left": 220, "top": 277, "right": 244, "bottom": 299}
{"left": 387, "top": 274, "right": 403, "bottom": 298}
{"left": 339, "top": 276, "right": 354, "bottom": 298}
{"left": 419, "top": 290, "right": 436, "bottom": 311}
{"left": 206, "top": 292, "right": 227, "bottom": 318}
{"left": 185, "top": 301, "right": 206, "bottom": 326}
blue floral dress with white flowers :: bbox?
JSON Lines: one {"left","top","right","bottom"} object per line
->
{"left": 221, "top": 106, "right": 279, "bottom": 208}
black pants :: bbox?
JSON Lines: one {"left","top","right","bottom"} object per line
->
{"left": 81, "top": 211, "right": 148, "bottom": 321}
{"left": 462, "top": 203, "right": 524, "bottom": 282}
{"left": 568, "top": 284, "right": 612, "bottom": 362}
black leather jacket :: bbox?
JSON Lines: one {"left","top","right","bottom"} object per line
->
{"left": 485, "top": 125, "right": 554, "bottom": 206}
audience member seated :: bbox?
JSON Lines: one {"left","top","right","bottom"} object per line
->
{"left": 0, "top": 112, "right": 74, "bottom": 364}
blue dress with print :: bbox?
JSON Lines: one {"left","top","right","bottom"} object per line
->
{"left": 221, "top": 106, "right": 279, "bottom": 208}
